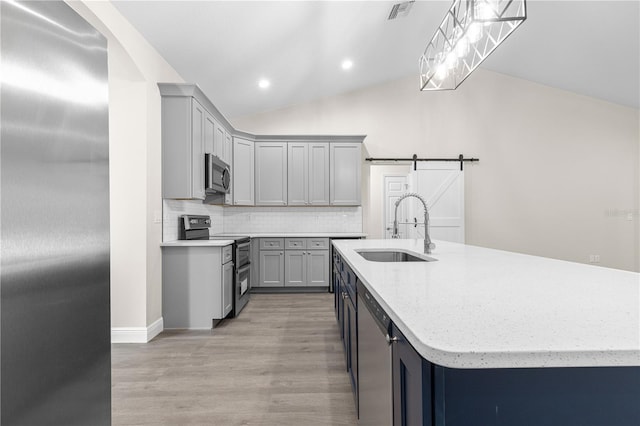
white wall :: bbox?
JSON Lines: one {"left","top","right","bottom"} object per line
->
{"left": 68, "top": 1, "right": 184, "bottom": 339}
{"left": 233, "top": 70, "right": 640, "bottom": 272}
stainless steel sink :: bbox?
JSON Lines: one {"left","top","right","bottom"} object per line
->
{"left": 356, "top": 250, "right": 437, "bottom": 263}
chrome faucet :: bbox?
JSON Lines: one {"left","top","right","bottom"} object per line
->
{"left": 392, "top": 193, "right": 435, "bottom": 254}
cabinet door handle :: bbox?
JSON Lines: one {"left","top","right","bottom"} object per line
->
{"left": 385, "top": 334, "right": 399, "bottom": 345}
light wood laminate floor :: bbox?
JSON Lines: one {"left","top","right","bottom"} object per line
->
{"left": 112, "top": 293, "right": 357, "bottom": 425}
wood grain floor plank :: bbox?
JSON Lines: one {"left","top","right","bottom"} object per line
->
{"left": 112, "top": 293, "right": 357, "bottom": 425}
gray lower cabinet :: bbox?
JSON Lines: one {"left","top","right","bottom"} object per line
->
{"left": 307, "top": 250, "right": 329, "bottom": 286}
{"left": 267, "top": 238, "right": 330, "bottom": 288}
{"left": 255, "top": 142, "right": 287, "bottom": 206}
{"left": 285, "top": 250, "right": 306, "bottom": 286}
{"left": 258, "top": 250, "right": 285, "bottom": 287}
{"left": 250, "top": 237, "right": 260, "bottom": 289}
{"left": 285, "top": 250, "right": 329, "bottom": 287}
{"left": 162, "top": 245, "right": 232, "bottom": 329}
{"left": 255, "top": 238, "right": 330, "bottom": 288}
{"left": 222, "top": 261, "right": 233, "bottom": 316}
{"left": 330, "top": 142, "right": 361, "bottom": 206}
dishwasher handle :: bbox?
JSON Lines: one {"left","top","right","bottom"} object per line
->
{"left": 358, "top": 281, "right": 392, "bottom": 335}
{"left": 385, "top": 334, "right": 399, "bottom": 345}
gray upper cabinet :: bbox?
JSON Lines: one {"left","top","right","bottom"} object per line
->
{"left": 309, "top": 143, "right": 330, "bottom": 205}
{"left": 204, "top": 112, "right": 215, "bottom": 154}
{"left": 288, "top": 142, "right": 329, "bottom": 206}
{"left": 191, "top": 100, "right": 206, "bottom": 200}
{"left": 287, "top": 143, "right": 308, "bottom": 205}
{"left": 330, "top": 142, "right": 362, "bottom": 206}
{"left": 233, "top": 137, "right": 254, "bottom": 205}
{"left": 159, "top": 84, "right": 363, "bottom": 205}
{"left": 213, "top": 120, "right": 225, "bottom": 160}
{"left": 255, "top": 142, "right": 288, "bottom": 206}
{"left": 160, "top": 95, "right": 206, "bottom": 200}
{"left": 223, "top": 131, "right": 233, "bottom": 165}
{"left": 224, "top": 131, "right": 233, "bottom": 205}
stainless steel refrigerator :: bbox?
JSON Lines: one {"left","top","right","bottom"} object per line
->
{"left": 0, "top": 1, "right": 111, "bottom": 424}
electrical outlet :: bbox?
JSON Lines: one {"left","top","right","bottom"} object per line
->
{"left": 153, "top": 210, "right": 162, "bottom": 224}
{"left": 627, "top": 213, "right": 633, "bottom": 221}
{"left": 589, "top": 254, "right": 601, "bottom": 263}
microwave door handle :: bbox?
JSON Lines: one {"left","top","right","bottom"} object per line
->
{"left": 204, "top": 154, "right": 210, "bottom": 189}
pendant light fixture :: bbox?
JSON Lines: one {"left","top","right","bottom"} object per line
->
{"left": 419, "top": 0, "right": 527, "bottom": 91}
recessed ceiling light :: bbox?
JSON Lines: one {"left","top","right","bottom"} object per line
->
{"left": 341, "top": 59, "right": 353, "bottom": 70}
{"left": 258, "top": 79, "right": 270, "bottom": 89}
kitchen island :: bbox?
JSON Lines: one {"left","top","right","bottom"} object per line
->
{"left": 332, "top": 239, "right": 640, "bottom": 425}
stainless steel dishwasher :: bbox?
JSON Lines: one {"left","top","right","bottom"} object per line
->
{"left": 357, "top": 282, "right": 393, "bottom": 425}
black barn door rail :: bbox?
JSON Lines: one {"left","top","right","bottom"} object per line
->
{"left": 365, "top": 154, "right": 479, "bottom": 171}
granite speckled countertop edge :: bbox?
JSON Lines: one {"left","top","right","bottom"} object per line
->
{"left": 332, "top": 238, "right": 640, "bottom": 369}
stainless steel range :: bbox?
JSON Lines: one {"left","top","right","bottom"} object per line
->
{"left": 179, "top": 215, "right": 251, "bottom": 316}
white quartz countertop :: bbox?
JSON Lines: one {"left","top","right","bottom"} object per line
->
{"left": 220, "top": 232, "right": 367, "bottom": 238}
{"left": 332, "top": 239, "right": 640, "bottom": 369}
{"left": 160, "top": 233, "right": 365, "bottom": 247}
{"left": 160, "top": 240, "right": 234, "bottom": 247}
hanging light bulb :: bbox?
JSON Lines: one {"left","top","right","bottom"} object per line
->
{"left": 466, "top": 22, "right": 483, "bottom": 43}
{"left": 420, "top": 0, "right": 527, "bottom": 91}
{"left": 455, "top": 37, "right": 470, "bottom": 58}
{"left": 445, "top": 51, "right": 458, "bottom": 70}
{"left": 434, "top": 64, "right": 448, "bottom": 81}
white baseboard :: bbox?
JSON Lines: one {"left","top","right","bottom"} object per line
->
{"left": 111, "top": 317, "right": 163, "bottom": 343}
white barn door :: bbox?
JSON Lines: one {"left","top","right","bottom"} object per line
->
{"left": 383, "top": 175, "right": 409, "bottom": 239}
{"left": 407, "top": 162, "right": 465, "bottom": 243}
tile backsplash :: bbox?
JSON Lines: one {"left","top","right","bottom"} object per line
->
{"left": 223, "top": 206, "right": 362, "bottom": 234}
{"left": 163, "top": 199, "right": 224, "bottom": 241}
{"left": 163, "top": 201, "right": 362, "bottom": 241}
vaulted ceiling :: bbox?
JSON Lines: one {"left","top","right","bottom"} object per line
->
{"left": 113, "top": 1, "right": 639, "bottom": 118}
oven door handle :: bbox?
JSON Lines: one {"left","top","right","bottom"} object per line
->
{"left": 237, "top": 263, "right": 251, "bottom": 275}
{"left": 236, "top": 241, "right": 251, "bottom": 250}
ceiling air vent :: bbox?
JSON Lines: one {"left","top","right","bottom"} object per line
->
{"left": 388, "top": 1, "right": 414, "bottom": 20}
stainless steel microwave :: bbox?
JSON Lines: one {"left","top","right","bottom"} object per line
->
{"left": 205, "top": 153, "right": 230, "bottom": 194}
